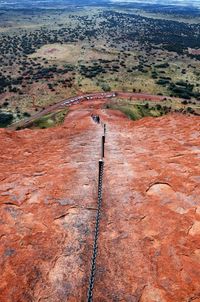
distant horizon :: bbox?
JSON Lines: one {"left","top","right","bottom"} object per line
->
{"left": 0, "top": 0, "right": 200, "bottom": 10}
{"left": 110, "top": 0, "right": 200, "bottom": 7}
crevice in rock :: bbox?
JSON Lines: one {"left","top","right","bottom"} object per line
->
{"left": 138, "top": 215, "right": 147, "bottom": 223}
{"left": 0, "top": 202, "right": 19, "bottom": 207}
{"left": 33, "top": 171, "right": 46, "bottom": 177}
{"left": 187, "top": 223, "right": 194, "bottom": 235}
{"left": 53, "top": 206, "right": 79, "bottom": 221}
{"left": 187, "top": 293, "right": 200, "bottom": 302}
{"left": 54, "top": 213, "right": 70, "bottom": 221}
{"left": 146, "top": 182, "right": 174, "bottom": 193}
{"left": 85, "top": 207, "right": 97, "bottom": 211}
{"left": 170, "top": 154, "right": 185, "bottom": 159}
{"left": 0, "top": 234, "right": 6, "bottom": 241}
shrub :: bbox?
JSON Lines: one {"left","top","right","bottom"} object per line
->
{"left": 101, "top": 83, "right": 111, "bottom": 92}
{"left": 23, "top": 112, "right": 31, "bottom": 117}
{"left": 0, "top": 112, "right": 13, "bottom": 127}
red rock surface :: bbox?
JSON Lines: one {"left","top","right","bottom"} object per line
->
{"left": 0, "top": 104, "right": 200, "bottom": 302}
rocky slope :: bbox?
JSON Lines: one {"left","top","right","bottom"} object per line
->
{"left": 0, "top": 104, "right": 200, "bottom": 302}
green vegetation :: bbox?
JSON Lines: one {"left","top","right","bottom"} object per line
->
{"left": 101, "top": 83, "right": 111, "bottom": 92}
{"left": 30, "top": 109, "right": 68, "bottom": 129}
{"left": 105, "top": 99, "right": 200, "bottom": 121}
{"left": 0, "top": 5, "right": 200, "bottom": 127}
{"left": 105, "top": 103, "right": 165, "bottom": 120}
{"left": 0, "top": 112, "right": 14, "bottom": 127}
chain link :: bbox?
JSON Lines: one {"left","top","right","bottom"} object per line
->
{"left": 87, "top": 159, "right": 104, "bottom": 302}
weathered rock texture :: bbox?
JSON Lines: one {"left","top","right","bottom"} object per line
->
{"left": 0, "top": 105, "right": 200, "bottom": 302}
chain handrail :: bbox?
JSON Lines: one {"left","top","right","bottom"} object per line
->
{"left": 87, "top": 121, "right": 106, "bottom": 301}
{"left": 87, "top": 159, "right": 104, "bottom": 302}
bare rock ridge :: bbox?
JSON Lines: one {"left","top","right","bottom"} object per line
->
{"left": 0, "top": 105, "right": 200, "bottom": 302}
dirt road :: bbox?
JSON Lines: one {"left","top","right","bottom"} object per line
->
{"left": 8, "top": 91, "right": 177, "bottom": 130}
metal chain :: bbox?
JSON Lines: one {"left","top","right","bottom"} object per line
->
{"left": 87, "top": 159, "right": 104, "bottom": 302}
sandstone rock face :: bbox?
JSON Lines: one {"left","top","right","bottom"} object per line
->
{"left": 0, "top": 106, "right": 200, "bottom": 302}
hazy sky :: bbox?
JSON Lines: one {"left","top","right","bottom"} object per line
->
{"left": 110, "top": 0, "right": 200, "bottom": 7}
{"left": 0, "top": 0, "right": 199, "bottom": 8}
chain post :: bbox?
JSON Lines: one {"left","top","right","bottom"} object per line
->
{"left": 101, "top": 136, "right": 105, "bottom": 159}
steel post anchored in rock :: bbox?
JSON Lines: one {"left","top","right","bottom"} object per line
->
{"left": 101, "top": 136, "right": 105, "bottom": 159}
{"left": 100, "top": 122, "right": 106, "bottom": 135}
{"left": 87, "top": 159, "right": 104, "bottom": 302}
{"left": 104, "top": 124, "right": 106, "bottom": 136}
{"left": 103, "top": 124, "right": 106, "bottom": 143}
